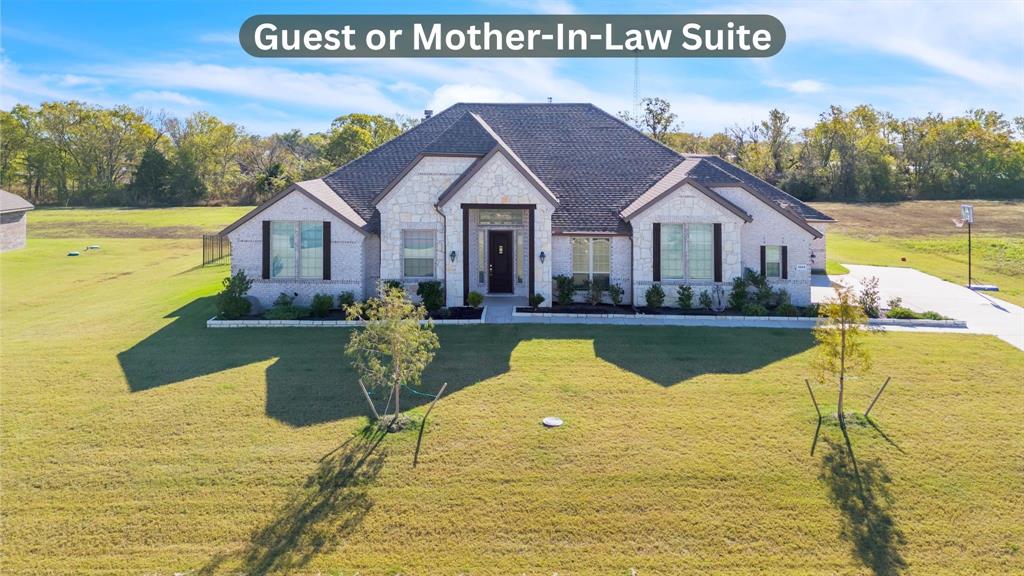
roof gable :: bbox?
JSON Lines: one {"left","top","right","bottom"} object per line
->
{"left": 220, "top": 179, "right": 367, "bottom": 236}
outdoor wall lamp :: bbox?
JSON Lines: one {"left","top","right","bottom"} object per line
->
{"left": 539, "top": 251, "right": 546, "bottom": 263}
{"left": 449, "top": 250, "right": 457, "bottom": 263}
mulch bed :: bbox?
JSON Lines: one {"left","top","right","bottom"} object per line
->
{"left": 516, "top": 305, "right": 636, "bottom": 315}
{"left": 428, "top": 307, "right": 482, "bottom": 320}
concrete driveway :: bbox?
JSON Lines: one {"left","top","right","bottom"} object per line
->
{"left": 813, "top": 264, "right": 1023, "bottom": 351}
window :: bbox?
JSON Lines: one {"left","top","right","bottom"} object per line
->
{"left": 688, "top": 224, "right": 713, "bottom": 280}
{"left": 571, "top": 237, "right": 610, "bottom": 289}
{"left": 659, "top": 223, "right": 715, "bottom": 281}
{"left": 765, "top": 245, "right": 782, "bottom": 278}
{"left": 478, "top": 209, "right": 524, "bottom": 226}
{"left": 403, "top": 230, "right": 435, "bottom": 278}
{"left": 661, "top": 225, "right": 685, "bottom": 279}
{"left": 270, "top": 221, "right": 323, "bottom": 278}
{"left": 478, "top": 230, "right": 486, "bottom": 284}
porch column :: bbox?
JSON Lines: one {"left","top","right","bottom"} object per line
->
{"left": 528, "top": 206, "right": 535, "bottom": 298}
{"left": 462, "top": 205, "right": 469, "bottom": 305}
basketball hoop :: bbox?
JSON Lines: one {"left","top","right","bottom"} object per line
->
{"left": 952, "top": 218, "right": 965, "bottom": 228}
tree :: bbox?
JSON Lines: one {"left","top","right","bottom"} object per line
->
{"left": 813, "top": 283, "right": 872, "bottom": 428}
{"left": 130, "top": 147, "right": 172, "bottom": 206}
{"left": 618, "top": 97, "right": 679, "bottom": 143}
{"left": 344, "top": 284, "right": 440, "bottom": 429}
{"left": 324, "top": 113, "right": 402, "bottom": 166}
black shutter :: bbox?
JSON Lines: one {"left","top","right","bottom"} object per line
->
{"left": 713, "top": 223, "right": 723, "bottom": 282}
{"left": 652, "top": 223, "right": 661, "bottom": 282}
{"left": 759, "top": 245, "right": 767, "bottom": 278}
{"left": 781, "top": 245, "right": 788, "bottom": 279}
{"left": 261, "top": 221, "right": 270, "bottom": 279}
{"left": 322, "top": 221, "right": 331, "bottom": 280}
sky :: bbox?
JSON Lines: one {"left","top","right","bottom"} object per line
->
{"left": 1, "top": 0, "right": 1021, "bottom": 135}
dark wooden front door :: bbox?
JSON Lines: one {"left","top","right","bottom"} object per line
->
{"left": 487, "top": 230, "right": 514, "bottom": 293}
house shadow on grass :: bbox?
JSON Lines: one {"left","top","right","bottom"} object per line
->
{"left": 118, "top": 300, "right": 815, "bottom": 426}
{"left": 820, "top": 432, "right": 906, "bottom": 576}
{"left": 116, "top": 298, "right": 520, "bottom": 426}
{"left": 199, "top": 428, "right": 387, "bottom": 575}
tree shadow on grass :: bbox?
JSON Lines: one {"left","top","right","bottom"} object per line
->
{"left": 199, "top": 428, "right": 387, "bottom": 575}
{"left": 820, "top": 431, "right": 907, "bottom": 576}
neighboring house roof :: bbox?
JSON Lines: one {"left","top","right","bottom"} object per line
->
{"left": 220, "top": 179, "right": 366, "bottom": 236}
{"left": 299, "top": 103, "right": 829, "bottom": 234}
{"left": 0, "top": 190, "right": 34, "bottom": 214}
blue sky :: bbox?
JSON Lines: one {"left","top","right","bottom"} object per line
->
{"left": 2, "top": 0, "right": 1021, "bottom": 135}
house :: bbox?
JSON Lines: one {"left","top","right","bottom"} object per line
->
{"left": 221, "top": 103, "right": 833, "bottom": 308}
{"left": 0, "top": 190, "right": 34, "bottom": 252}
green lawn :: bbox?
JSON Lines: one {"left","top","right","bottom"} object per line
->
{"left": 810, "top": 200, "right": 1024, "bottom": 306}
{"left": 1, "top": 208, "right": 1023, "bottom": 574}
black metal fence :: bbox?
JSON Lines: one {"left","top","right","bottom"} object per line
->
{"left": 202, "top": 234, "right": 231, "bottom": 266}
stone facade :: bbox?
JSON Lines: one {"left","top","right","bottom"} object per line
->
{"left": 551, "top": 235, "right": 633, "bottom": 304}
{"left": 629, "top": 183, "right": 745, "bottom": 306}
{"left": 226, "top": 189, "right": 366, "bottom": 306}
{"left": 377, "top": 155, "right": 476, "bottom": 296}
{"left": 716, "top": 186, "right": 815, "bottom": 305}
{"left": 439, "top": 152, "right": 555, "bottom": 307}
{"left": 0, "top": 211, "right": 28, "bottom": 252}
{"left": 809, "top": 222, "right": 829, "bottom": 272}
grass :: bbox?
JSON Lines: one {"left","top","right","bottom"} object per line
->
{"left": 811, "top": 200, "right": 1024, "bottom": 305}
{"left": 2, "top": 207, "right": 1023, "bottom": 574}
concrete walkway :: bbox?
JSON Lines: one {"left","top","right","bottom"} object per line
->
{"left": 815, "top": 264, "right": 1023, "bottom": 351}
{"left": 482, "top": 295, "right": 527, "bottom": 324}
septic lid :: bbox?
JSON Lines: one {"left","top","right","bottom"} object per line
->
{"left": 542, "top": 417, "right": 563, "bottom": 427}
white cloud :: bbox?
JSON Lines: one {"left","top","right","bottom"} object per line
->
{"left": 728, "top": 1, "right": 1023, "bottom": 92}
{"left": 86, "top": 61, "right": 409, "bottom": 114}
{"left": 767, "top": 79, "right": 827, "bottom": 94}
{"left": 197, "top": 31, "right": 237, "bottom": 45}
{"left": 427, "top": 83, "right": 526, "bottom": 111}
{"left": 130, "top": 90, "right": 203, "bottom": 107}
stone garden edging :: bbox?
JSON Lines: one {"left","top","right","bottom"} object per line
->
{"left": 207, "top": 307, "right": 486, "bottom": 328}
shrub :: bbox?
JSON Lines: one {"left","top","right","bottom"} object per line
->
{"left": 858, "top": 276, "right": 881, "bottom": 318}
{"left": 382, "top": 279, "right": 404, "bottom": 293}
{"left": 528, "top": 293, "right": 545, "bottom": 308}
{"left": 920, "top": 310, "right": 946, "bottom": 320}
{"left": 645, "top": 283, "right": 665, "bottom": 309}
{"left": 729, "top": 275, "right": 750, "bottom": 309}
{"left": 338, "top": 291, "right": 355, "bottom": 308}
{"left": 698, "top": 290, "right": 713, "bottom": 310}
{"left": 775, "top": 289, "right": 792, "bottom": 307}
{"left": 416, "top": 280, "right": 445, "bottom": 312}
{"left": 273, "top": 292, "right": 296, "bottom": 307}
{"left": 608, "top": 284, "right": 624, "bottom": 306}
{"left": 586, "top": 282, "right": 605, "bottom": 305}
{"left": 886, "top": 296, "right": 903, "bottom": 310}
{"left": 310, "top": 293, "right": 333, "bottom": 318}
{"left": 777, "top": 303, "right": 799, "bottom": 317}
{"left": 887, "top": 306, "right": 947, "bottom": 320}
{"left": 265, "top": 305, "right": 309, "bottom": 320}
{"left": 467, "top": 291, "right": 484, "bottom": 308}
{"left": 741, "top": 303, "right": 769, "bottom": 316}
{"left": 676, "top": 284, "right": 693, "bottom": 309}
{"left": 553, "top": 275, "right": 575, "bottom": 305}
{"left": 216, "top": 270, "right": 253, "bottom": 319}
{"left": 802, "top": 303, "right": 821, "bottom": 317}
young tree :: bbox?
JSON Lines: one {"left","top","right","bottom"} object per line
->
{"left": 813, "top": 283, "right": 872, "bottom": 428}
{"left": 345, "top": 284, "right": 440, "bottom": 429}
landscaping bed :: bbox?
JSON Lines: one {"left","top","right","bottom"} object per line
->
{"left": 515, "top": 304, "right": 635, "bottom": 315}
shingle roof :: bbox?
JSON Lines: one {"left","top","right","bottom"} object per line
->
{"left": 0, "top": 190, "right": 34, "bottom": 214}
{"left": 320, "top": 103, "right": 831, "bottom": 233}
{"left": 693, "top": 155, "right": 834, "bottom": 221}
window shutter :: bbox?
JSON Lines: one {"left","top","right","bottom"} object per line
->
{"left": 713, "top": 223, "right": 723, "bottom": 282}
{"left": 322, "top": 221, "right": 331, "bottom": 280}
{"left": 759, "top": 245, "right": 767, "bottom": 277}
{"left": 652, "top": 223, "right": 661, "bottom": 282}
{"left": 781, "top": 245, "right": 788, "bottom": 279}
{"left": 261, "top": 221, "right": 270, "bottom": 279}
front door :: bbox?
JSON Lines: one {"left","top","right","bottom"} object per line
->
{"left": 487, "top": 230, "right": 514, "bottom": 293}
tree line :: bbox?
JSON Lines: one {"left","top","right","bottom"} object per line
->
{"left": 621, "top": 97, "right": 1024, "bottom": 201}
{"left": 1, "top": 99, "right": 1021, "bottom": 206}
{"left": 0, "top": 101, "right": 417, "bottom": 206}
